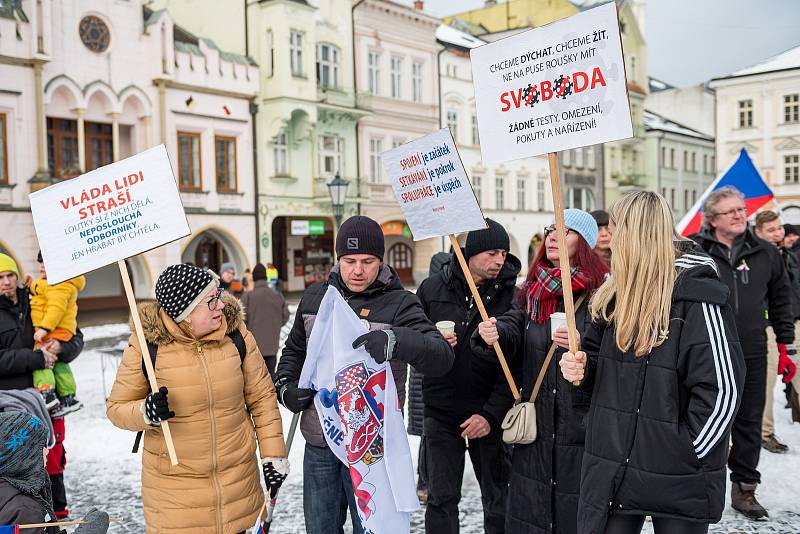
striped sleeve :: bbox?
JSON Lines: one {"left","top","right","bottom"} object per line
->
{"left": 680, "top": 302, "right": 743, "bottom": 460}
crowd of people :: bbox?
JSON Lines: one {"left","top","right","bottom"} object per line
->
{"left": 2, "top": 186, "right": 799, "bottom": 533}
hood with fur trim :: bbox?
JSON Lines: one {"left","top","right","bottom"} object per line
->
{"left": 133, "top": 293, "right": 245, "bottom": 347}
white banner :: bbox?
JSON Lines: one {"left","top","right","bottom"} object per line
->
{"left": 299, "top": 286, "right": 418, "bottom": 534}
{"left": 29, "top": 145, "right": 190, "bottom": 284}
{"left": 381, "top": 128, "right": 486, "bottom": 241}
{"left": 470, "top": 2, "right": 633, "bottom": 164}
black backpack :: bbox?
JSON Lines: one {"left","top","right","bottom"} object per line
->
{"left": 131, "top": 330, "right": 246, "bottom": 453}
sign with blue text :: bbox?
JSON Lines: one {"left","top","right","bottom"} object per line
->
{"left": 29, "top": 144, "right": 191, "bottom": 284}
{"left": 470, "top": 2, "right": 633, "bottom": 164}
{"left": 381, "top": 128, "right": 486, "bottom": 240}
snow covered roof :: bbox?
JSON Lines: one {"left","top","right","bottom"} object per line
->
{"left": 436, "top": 24, "right": 486, "bottom": 49}
{"left": 649, "top": 76, "right": 675, "bottom": 93}
{"left": 720, "top": 44, "right": 800, "bottom": 79}
{"left": 643, "top": 110, "right": 714, "bottom": 141}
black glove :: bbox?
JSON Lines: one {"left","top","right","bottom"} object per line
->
{"left": 144, "top": 386, "right": 175, "bottom": 425}
{"left": 277, "top": 379, "right": 315, "bottom": 413}
{"left": 262, "top": 457, "right": 290, "bottom": 498}
{"left": 74, "top": 508, "right": 110, "bottom": 534}
{"left": 352, "top": 329, "right": 396, "bottom": 364}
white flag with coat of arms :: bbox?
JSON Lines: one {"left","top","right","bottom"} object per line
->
{"left": 298, "top": 286, "right": 419, "bottom": 533}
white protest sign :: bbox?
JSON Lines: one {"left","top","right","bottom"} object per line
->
{"left": 381, "top": 128, "right": 486, "bottom": 241}
{"left": 470, "top": 2, "right": 633, "bottom": 165}
{"left": 30, "top": 144, "right": 191, "bottom": 284}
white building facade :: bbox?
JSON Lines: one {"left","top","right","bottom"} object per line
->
{"left": 0, "top": 1, "right": 258, "bottom": 308}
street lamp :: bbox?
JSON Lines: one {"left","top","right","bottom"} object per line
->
{"left": 327, "top": 173, "right": 350, "bottom": 229}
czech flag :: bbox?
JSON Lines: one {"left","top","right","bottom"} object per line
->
{"left": 676, "top": 149, "right": 774, "bottom": 237}
{"left": 0, "top": 526, "right": 20, "bottom": 533}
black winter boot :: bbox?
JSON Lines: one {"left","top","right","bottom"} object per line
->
{"left": 731, "top": 482, "right": 768, "bottom": 520}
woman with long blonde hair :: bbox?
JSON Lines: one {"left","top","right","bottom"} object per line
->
{"left": 560, "top": 191, "right": 745, "bottom": 534}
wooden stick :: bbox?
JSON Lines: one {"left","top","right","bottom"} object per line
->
{"left": 449, "top": 234, "right": 520, "bottom": 401}
{"left": 547, "top": 153, "right": 581, "bottom": 386}
{"left": 118, "top": 259, "right": 179, "bottom": 465}
{"left": 19, "top": 517, "right": 124, "bottom": 529}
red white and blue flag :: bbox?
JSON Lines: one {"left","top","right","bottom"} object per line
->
{"left": 676, "top": 148, "right": 774, "bottom": 237}
{"left": 299, "top": 286, "right": 418, "bottom": 534}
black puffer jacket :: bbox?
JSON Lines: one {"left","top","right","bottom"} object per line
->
{"left": 472, "top": 289, "right": 593, "bottom": 534}
{"left": 691, "top": 228, "right": 793, "bottom": 355}
{"left": 0, "top": 288, "right": 84, "bottom": 391}
{"left": 276, "top": 264, "right": 454, "bottom": 447}
{"left": 577, "top": 249, "right": 745, "bottom": 534}
{"left": 0, "top": 480, "right": 58, "bottom": 534}
{"left": 780, "top": 246, "right": 800, "bottom": 320}
{"left": 417, "top": 251, "right": 521, "bottom": 429}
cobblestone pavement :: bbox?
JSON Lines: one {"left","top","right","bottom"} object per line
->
{"left": 67, "top": 323, "right": 800, "bottom": 534}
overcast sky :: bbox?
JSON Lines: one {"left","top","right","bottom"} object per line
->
{"left": 417, "top": 0, "right": 800, "bottom": 87}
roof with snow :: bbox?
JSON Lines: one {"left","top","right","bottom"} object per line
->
{"left": 436, "top": 24, "right": 486, "bottom": 49}
{"left": 644, "top": 110, "right": 714, "bottom": 141}
{"left": 649, "top": 76, "right": 675, "bottom": 93}
{"left": 717, "top": 44, "right": 800, "bottom": 80}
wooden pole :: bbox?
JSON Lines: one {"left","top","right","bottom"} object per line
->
{"left": 118, "top": 259, "right": 179, "bottom": 465}
{"left": 547, "top": 153, "right": 581, "bottom": 385}
{"left": 448, "top": 234, "right": 520, "bottom": 401}
{"left": 19, "top": 517, "right": 124, "bottom": 529}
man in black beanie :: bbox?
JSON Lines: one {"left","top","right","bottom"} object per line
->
{"left": 416, "top": 218, "right": 521, "bottom": 534}
{"left": 241, "top": 263, "right": 289, "bottom": 379}
{"left": 275, "top": 215, "right": 454, "bottom": 533}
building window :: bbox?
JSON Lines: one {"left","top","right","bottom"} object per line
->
{"left": 316, "top": 43, "right": 340, "bottom": 89}
{"left": 692, "top": 189, "right": 697, "bottom": 205}
{"left": 711, "top": 155, "right": 715, "bottom": 171}
{"left": 517, "top": 178, "right": 526, "bottom": 211}
{"left": 367, "top": 51, "right": 380, "bottom": 95}
{"left": 564, "top": 187, "right": 595, "bottom": 211}
{"left": 670, "top": 148, "right": 675, "bottom": 169}
{"left": 273, "top": 130, "right": 288, "bottom": 176}
{"left": 691, "top": 152, "right": 696, "bottom": 172}
{"left": 290, "top": 31, "right": 303, "bottom": 76}
{"left": 703, "top": 154, "right": 708, "bottom": 173}
{"left": 390, "top": 56, "right": 402, "bottom": 98}
{"left": 684, "top": 189, "right": 689, "bottom": 211}
{"left": 471, "top": 114, "right": 479, "bottom": 145}
{"left": 473, "top": 175, "right": 482, "bottom": 203}
{"left": 683, "top": 150, "right": 688, "bottom": 171}
{"left": 0, "top": 113, "right": 7, "bottom": 184}
{"left": 670, "top": 188, "right": 676, "bottom": 209}
{"left": 785, "top": 154, "right": 800, "bottom": 184}
{"left": 574, "top": 147, "right": 584, "bottom": 169}
{"left": 46, "top": 118, "right": 80, "bottom": 179}
{"left": 629, "top": 55, "right": 637, "bottom": 81}
{"left": 266, "top": 30, "right": 274, "bottom": 77}
{"left": 392, "top": 138, "right": 405, "bottom": 149}
{"left": 586, "top": 146, "right": 596, "bottom": 170}
{"left": 86, "top": 122, "right": 113, "bottom": 171}
{"left": 738, "top": 99, "right": 753, "bottom": 128}
{"left": 215, "top": 136, "right": 236, "bottom": 192}
{"left": 537, "top": 175, "right": 546, "bottom": 210}
{"left": 785, "top": 94, "right": 799, "bottom": 123}
{"left": 317, "top": 134, "right": 342, "bottom": 176}
{"left": 412, "top": 61, "right": 423, "bottom": 103}
{"left": 661, "top": 146, "right": 666, "bottom": 168}
{"left": 561, "top": 149, "right": 572, "bottom": 167}
{"left": 447, "top": 110, "right": 458, "bottom": 141}
{"left": 177, "top": 132, "right": 202, "bottom": 190}
{"left": 369, "top": 138, "right": 383, "bottom": 183}
{"left": 495, "top": 176, "right": 505, "bottom": 210}
{"left": 79, "top": 15, "right": 111, "bottom": 54}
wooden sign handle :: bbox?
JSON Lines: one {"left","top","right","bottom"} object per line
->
{"left": 448, "top": 235, "right": 520, "bottom": 401}
{"left": 118, "top": 259, "right": 179, "bottom": 465}
{"left": 547, "top": 153, "right": 581, "bottom": 386}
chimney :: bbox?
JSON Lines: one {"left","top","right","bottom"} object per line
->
{"left": 414, "top": 0, "right": 424, "bottom": 9}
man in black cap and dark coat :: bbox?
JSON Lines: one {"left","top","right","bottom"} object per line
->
{"left": 416, "top": 219, "right": 521, "bottom": 534}
{"left": 275, "top": 215, "right": 454, "bottom": 533}
{"left": 241, "top": 263, "right": 289, "bottom": 379}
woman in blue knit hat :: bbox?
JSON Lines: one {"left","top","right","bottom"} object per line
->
{"left": 474, "top": 209, "right": 609, "bottom": 534}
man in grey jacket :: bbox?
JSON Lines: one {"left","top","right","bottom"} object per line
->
{"left": 241, "top": 263, "right": 290, "bottom": 379}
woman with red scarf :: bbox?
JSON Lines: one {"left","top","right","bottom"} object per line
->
{"left": 475, "top": 209, "right": 608, "bottom": 534}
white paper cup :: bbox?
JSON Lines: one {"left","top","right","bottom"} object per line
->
{"left": 550, "top": 312, "right": 567, "bottom": 340}
{"left": 436, "top": 320, "right": 456, "bottom": 336}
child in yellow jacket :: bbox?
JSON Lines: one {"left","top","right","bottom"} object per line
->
{"left": 30, "top": 251, "right": 85, "bottom": 416}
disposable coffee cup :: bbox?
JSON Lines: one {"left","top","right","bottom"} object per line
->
{"left": 550, "top": 312, "right": 567, "bottom": 340}
{"left": 436, "top": 320, "right": 456, "bottom": 336}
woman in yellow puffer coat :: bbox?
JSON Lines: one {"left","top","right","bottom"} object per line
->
{"left": 107, "top": 264, "right": 287, "bottom": 534}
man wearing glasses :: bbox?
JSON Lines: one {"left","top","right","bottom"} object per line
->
{"left": 691, "top": 186, "right": 795, "bottom": 521}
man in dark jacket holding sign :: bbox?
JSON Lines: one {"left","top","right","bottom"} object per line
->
{"left": 275, "top": 215, "right": 454, "bottom": 534}
{"left": 416, "top": 219, "right": 521, "bottom": 534}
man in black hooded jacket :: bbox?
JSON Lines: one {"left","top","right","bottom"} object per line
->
{"left": 691, "top": 187, "right": 794, "bottom": 520}
{"left": 416, "top": 219, "right": 521, "bottom": 534}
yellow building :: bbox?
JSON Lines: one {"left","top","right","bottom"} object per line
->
{"left": 443, "top": 0, "right": 579, "bottom": 32}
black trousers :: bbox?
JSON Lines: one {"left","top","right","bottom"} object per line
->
{"left": 729, "top": 353, "right": 767, "bottom": 484}
{"left": 423, "top": 416, "right": 509, "bottom": 534}
{"left": 49, "top": 473, "right": 67, "bottom": 513}
{"left": 263, "top": 355, "right": 277, "bottom": 381}
{"left": 604, "top": 514, "right": 708, "bottom": 534}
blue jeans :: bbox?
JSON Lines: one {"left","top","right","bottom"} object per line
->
{"left": 303, "top": 443, "right": 364, "bottom": 534}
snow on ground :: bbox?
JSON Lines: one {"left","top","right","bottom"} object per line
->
{"left": 67, "top": 320, "right": 800, "bottom": 533}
